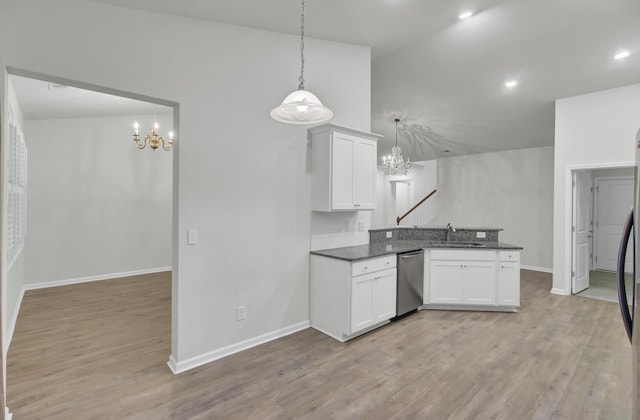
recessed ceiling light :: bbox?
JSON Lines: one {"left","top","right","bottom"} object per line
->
{"left": 459, "top": 11, "right": 473, "bottom": 20}
{"left": 505, "top": 80, "right": 518, "bottom": 88}
{"left": 614, "top": 50, "right": 631, "bottom": 60}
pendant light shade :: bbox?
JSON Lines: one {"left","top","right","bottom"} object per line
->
{"left": 270, "top": 88, "right": 333, "bottom": 124}
{"left": 270, "top": 0, "right": 333, "bottom": 125}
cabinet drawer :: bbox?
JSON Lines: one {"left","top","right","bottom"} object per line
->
{"left": 499, "top": 251, "right": 520, "bottom": 262}
{"left": 430, "top": 249, "right": 496, "bottom": 262}
{"left": 352, "top": 255, "right": 396, "bottom": 277}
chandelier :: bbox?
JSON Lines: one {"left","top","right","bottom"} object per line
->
{"left": 270, "top": 0, "right": 333, "bottom": 125}
{"left": 383, "top": 118, "right": 411, "bottom": 176}
{"left": 132, "top": 121, "right": 174, "bottom": 151}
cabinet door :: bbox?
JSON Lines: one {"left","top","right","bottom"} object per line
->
{"left": 462, "top": 262, "right": 497, "bottom": 305}
{"left": 429, "top": 261, "right": 462, "bottom": 304}
{"left": 374, "top": 270, "right": 397, "bottom": 322}
{"left": 331, "top": 132, "right": 356, "bottom": 209}
{"left": 499, "top": 262, "right": 520, "bottom": 306}
{"left": 351, "top": 274, "right": 375, "bottom": 333}
{"left": 354, "top": 138, "right": 377, "bottom": 209}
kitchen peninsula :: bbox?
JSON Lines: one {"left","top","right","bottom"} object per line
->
{"left": 310, "top": 226, "right": 523, "bottom": 342}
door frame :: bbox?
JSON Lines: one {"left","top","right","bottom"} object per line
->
{"left": 388, "top": 178, "right": 414, "bottom": 226}
{"left": 563, "top": 163, "right": 634, "bottom": 296}
{"left": 1, "top": 67, "right": 180, "bottom": 416}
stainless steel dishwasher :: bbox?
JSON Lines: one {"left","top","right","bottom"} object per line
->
{"left": 396, "top": 249, "right": 424, "bottom": 316}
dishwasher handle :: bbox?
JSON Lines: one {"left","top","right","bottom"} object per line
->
{"left": 399, "top": 251, "right": 423, "bottom": 259}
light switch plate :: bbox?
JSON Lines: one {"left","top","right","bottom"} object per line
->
{"left": 187, "top": 229, "right": 198, "bottom": 245}
{"left": 237, "top": 306, "right": 246, "bottom": 321}
{"left": 476, "top": 231, "right": 486, "bottom": 239}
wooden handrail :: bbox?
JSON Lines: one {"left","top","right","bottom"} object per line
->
{"left": 396, "top": 189, "right": 437, "bottom": 226}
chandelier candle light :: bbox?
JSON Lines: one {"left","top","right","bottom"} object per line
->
{"left": 133, "top": 121, "right": 174, "bottom": 151}
{"left": 383, "top": 118, "right": 411, "bottom": 176}
{"left": 270, "top": 0, "right": 333, "bottom": 124}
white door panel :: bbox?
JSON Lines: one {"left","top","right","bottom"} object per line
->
{"left": 595, "top": 178, "right": 633, "bottom": 273}
{"left": 572, "top": 171, "right": 592, "bottom": 294}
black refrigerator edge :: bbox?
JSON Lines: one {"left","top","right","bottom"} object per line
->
{"left": 617, "top": 127, "right": 640, "bottom": 419}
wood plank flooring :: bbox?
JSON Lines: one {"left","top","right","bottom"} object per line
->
{"left": 7, "top": 270, "right": 632, "bottom": 419}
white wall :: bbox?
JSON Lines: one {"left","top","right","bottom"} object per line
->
{"left": 553, "top": 83, "right": 640, "bottom": 294}
{"left": 24, "top": 113, "right": 172, "bottom": 285}
{"left": 433, "top": 146, "right": 554, "bottom": 270}
{"left": 591, "top": 167, "right": 634, "bottom": 178}
{"left": 0, "top": 0, "right": 371, "bottom": 370}
{"left": 310, "top": 211, "right": 372, "bottom": 251}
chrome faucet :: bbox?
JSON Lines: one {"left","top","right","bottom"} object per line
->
{"left": 446, "top": 223, "right": 456, "bottom": 242}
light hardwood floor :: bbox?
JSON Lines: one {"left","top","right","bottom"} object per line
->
{"left": 7, "top": 270, "right": 632, "bottom": 419}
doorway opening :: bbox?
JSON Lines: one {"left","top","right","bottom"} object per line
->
{"left": 2, "top": 67, "right": 179, "bottom": 413}
{"left": 569, "top": 165, "right": 633, "bottom": 298}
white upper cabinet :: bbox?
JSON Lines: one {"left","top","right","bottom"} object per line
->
{"left": 310, "top": 124, "right": 381, "bottom": 211}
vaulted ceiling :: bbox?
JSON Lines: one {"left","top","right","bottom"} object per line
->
{"left": 16, "top": 0, "right": 640, "bottom": 160}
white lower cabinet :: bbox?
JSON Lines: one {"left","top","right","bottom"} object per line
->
{"left": 462, "top": 262, "right": 496, "bottom": 305}
{"left": 498, "top": 251, "right": 521, "bottom": 306}
{"left": 425, "top": 249, "right": 519, "bottom": 311}
{"left": 311, "top": 254, "right": 397, "bottom": 341}
{"left": 429, "top": 261, "right": 463, "bottom": 304}
{"left": 351, "top": 269, "right": 397, "bottom": 332}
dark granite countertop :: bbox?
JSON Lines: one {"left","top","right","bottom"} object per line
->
{"left": 310, "top": 240, "right": 523, "bottom": 262}
{"left": 369, "top": 226, "right": 504, "bottom": 232}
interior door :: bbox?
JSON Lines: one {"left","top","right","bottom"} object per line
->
{"left": 595, "top": 177, "right": 634, "bottom": 272}
{"left": 572, "top": 171, "right": 593, "bottom": 294}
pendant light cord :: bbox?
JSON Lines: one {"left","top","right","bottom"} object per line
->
{"left": 298, "top": 0, "right": 306, "bottom": 90}
{"left": 395, "top": 118, "right": 400, "bottom": 147}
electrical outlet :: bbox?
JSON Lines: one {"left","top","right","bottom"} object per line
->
{"left": 476, "top": 231, "right": 486, "bottom": 239}
{"left": 358, "top": 221, "right": 366, "bottom": 231}
{"left": 237, "top": 306, "right": 247, "bottom": 321}
{"left": 386, "top": 231, "right": 393, "bottom": 238}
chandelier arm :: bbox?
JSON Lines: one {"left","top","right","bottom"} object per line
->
{"left": 136, "top": 137, "right": 149, "bottom": 149}
{"left": 160, "top": 137, "right": 173, "bottom": 152}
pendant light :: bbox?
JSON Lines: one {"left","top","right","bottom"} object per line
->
{"left": 270, "top": 0, "right": 333, "bottom": 125}
{"left": 383, "top": 118, "right": 411, "bottom": 176}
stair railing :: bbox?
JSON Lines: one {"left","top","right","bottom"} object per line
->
{"left": 396, "top": 189, "right": 437, "bottom": 226}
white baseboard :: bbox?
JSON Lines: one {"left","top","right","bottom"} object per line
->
{"left": 4, "top": 287, "right": 26, "bottom": 354}
{"left": 167, "top": 320, "right": 311, "bottom": 375}
{"left": 5, "top": 407, "right": 12, "bottom": 420}
{"left": 25, "top": 266, "right": 172, "bottom": 290}
{"left": 4, "top": 266, "right": 171, "bottom": 354}
{"left": 550, "top": 287, "right": 570, "bottom": 296}
{"left": 521, "top": 265, "right": 553, "bottom": 273}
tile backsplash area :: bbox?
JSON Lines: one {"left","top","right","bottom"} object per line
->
{"left": 310, "top": 211, "right": 371, "bottom": 251}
